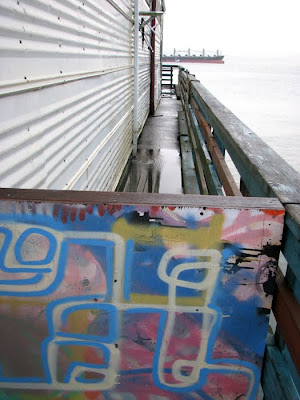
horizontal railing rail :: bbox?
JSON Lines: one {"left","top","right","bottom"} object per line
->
{"left": 178, "top": 66, "right": 300, "bottom": 399}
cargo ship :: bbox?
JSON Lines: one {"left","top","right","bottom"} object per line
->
{"left": 162, "top": 48, "right": 224, "bottom": 63}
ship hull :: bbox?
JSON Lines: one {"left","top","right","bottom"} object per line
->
{"left": 162, "top": 55, "right": 224, "bottom": 64}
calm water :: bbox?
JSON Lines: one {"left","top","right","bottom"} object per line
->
{"left": 180, "top": 55, "right": 300, "bottom": 174}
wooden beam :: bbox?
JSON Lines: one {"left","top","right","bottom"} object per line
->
{"left": 182, "top": 102, "right": 208, "bottom": 195}
{"left": 262, "top": 346, "right": 300, "bottom": 400}
{"left": 188, "top": 107, "right": 223, "bottom": 196}
{"left": 190, "top": 96, "right": 242, "bottom": 197}
{"left": 0, "top": 188, "right": 283, "bottom": 210}
{"left": 175, "top": 84, "right": 181, "bottom": 100}
{"left": 178, "top": 112, "right": 200, "bottom": 194}
{"left": 273, "top": 269, "right": 300, "bottom": 376}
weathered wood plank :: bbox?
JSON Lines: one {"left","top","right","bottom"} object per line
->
{"left": 175, "top": 84, "right": 181, "bottom": 100}
{"left": 0, "top": 187, "right": 283, "bottom": 210}
{"left": 278, "top": 204, "right": 300, "bottom": 302}
{"left": 281, "top": 343, "right": 300, "bottom": 393}
{"left": 178, "top": 111, "right": 200, "bottom": 194}
{"left": 280, "top": 226, "right": 300, "bottom": 300}
{"left": 213, "top": 126, "right": 226, "bottom": 156}
{"left": 273, "top": 269, "right": 300, "bottom": 376}
{"left": 183, "top": 104, "right": 208, "bottom": 195}
{"left": 190, "top": 96, "right": 242, "bottom": 197}
{"left": 179, "top": 70, "right": 188, "bottom": 93}
{"left": 179, "top": 86, "right": 208, "bottom": 194}
{"left": 274, "top": 329, "right": 300, "bottom": 395}
{"left": 262, "top": 346, "right": 300, "bottom": 400}
{"left": 188, "top": 106, "right": 223, "bottom": 195}
{"left": 285, "top": 204, "right": 300, "bottom": 241}
{"left": 240, "top": 178, "right": 250, "bottom": 196}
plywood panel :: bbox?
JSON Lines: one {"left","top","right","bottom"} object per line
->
{"left": 0, "top": 191, "right": 284, "bottom": 399}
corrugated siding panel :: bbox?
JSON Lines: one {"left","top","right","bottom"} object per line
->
{"left": 0, "top": 0, "right": 136, "bottom": 191}
{"left": 154, "top": 10, "right": 162, "bottom": 110}
{"left": 107, "top": 0, "right": 134, "bottom": 18}
{"left": 137, "top": 0, "right": 151, "bottom": 135}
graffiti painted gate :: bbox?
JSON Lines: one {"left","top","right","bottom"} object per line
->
{"left": 0, "top": 189, "right": 284, "bottom": 400}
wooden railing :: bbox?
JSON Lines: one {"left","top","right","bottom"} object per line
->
{"left": 178, "top": 66, "right": 300, "bottom": 399}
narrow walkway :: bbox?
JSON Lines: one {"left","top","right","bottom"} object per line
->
{"left": 119, "top": 95, "right": 183, "bottom": 194}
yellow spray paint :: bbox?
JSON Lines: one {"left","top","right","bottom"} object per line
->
{"left": 113, "top": 213, "right": 225, "bottom": 250}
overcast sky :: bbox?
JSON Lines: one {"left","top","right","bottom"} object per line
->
{"left": 163, "top": 0, "right": 300, "bottom": 57}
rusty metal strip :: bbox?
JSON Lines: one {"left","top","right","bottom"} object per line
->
{"left": 273, "top": 270, "right": 300, "bottom": 376}
{"left": 190, "top": 96, "right": 242, "bottom": 197}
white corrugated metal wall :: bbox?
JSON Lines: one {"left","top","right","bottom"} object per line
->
{"left": 0, "top": 0, "right": 162, "bottom": 191}
{"left": 154, "top": 0, "right": 163, "bottom": 110}
{"left": 136, "top": 0, "right": 151, "bottom": 136}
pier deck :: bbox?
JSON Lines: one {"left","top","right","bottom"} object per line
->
{"left": 118, "top": 95, "right": 183, "bottom": 194}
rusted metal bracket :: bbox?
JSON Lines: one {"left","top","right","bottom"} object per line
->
{"left": 139, "top": 11, "right": 164, "bottom": 17}
{"left": 139, "top": 11, "right": 164, "bottom": 51}
{"left": 139, "top": 11, "right": 163, "bottom": 30}
{"left": 139, "top": 16, "right": 159, "bottom": 31}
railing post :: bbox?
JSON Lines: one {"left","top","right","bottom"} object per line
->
{"left": 240, "top": 178, "right": 250, "bottom": 196}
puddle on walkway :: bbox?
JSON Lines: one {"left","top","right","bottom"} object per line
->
{"left": 117, "top": 96, "right": 183, "bottom": 194}
{"left": 158, "top": 148, "right": 182, "bottom": 194}
{"left": 119, "top": 147, "right": 182, "bottom": 194}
